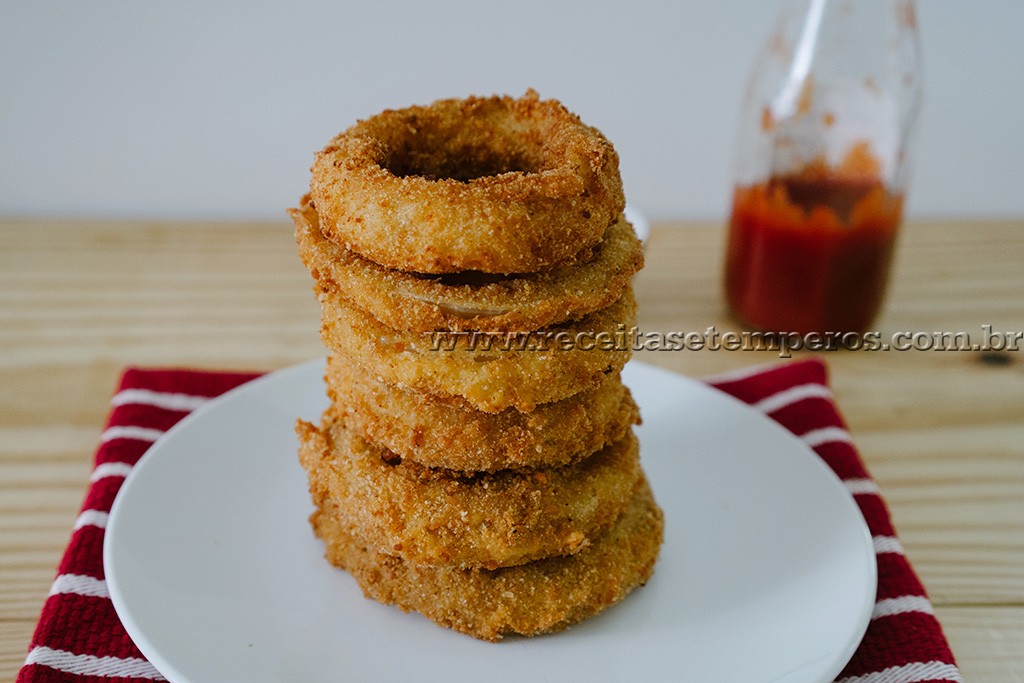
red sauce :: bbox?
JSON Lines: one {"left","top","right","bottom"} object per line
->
{"left": 724, "top": 169, "right": 903, "bottom": 335}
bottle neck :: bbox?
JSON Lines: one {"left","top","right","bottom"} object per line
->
{"left": 736, "top": 0, "right": 922, "bottom": 190}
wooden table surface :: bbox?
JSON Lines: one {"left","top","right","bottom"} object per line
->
{"left": 1, "top": 217, "right": 1022, "bottom": 680}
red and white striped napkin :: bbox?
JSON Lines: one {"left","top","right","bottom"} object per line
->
{"left": 19, "top": 359, "right": 961, "bottom": 683}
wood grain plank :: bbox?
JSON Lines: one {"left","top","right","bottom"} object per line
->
{"left": 0, "top": 620, "right": 34, "bottom": 683}
{"left": 938, "top": 606, "right": 1024, "bottom": 681}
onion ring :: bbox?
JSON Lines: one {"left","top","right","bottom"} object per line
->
{"left": 324, "top": 352, "right": 639, "bottom": 472}
{"left": 309, "top": 90, "right": 625, "bottom": 274}
{"left": 317, "top": 286, "right": 636, "bottom": 413}
{"left": 297, "top": 413, "right": 640, "bottom": 569}
{"left": 291, "top": 196, "right": 643, "bottom": 333}
{"left": 308, "top": 476, "right": 663, "bottom": 641}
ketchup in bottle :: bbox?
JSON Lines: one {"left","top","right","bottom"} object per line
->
{"left": 724, "top": 0, "right": 921, "bottom": 336}
{"left": 725, "top": 147, "right": 905, "bottom": 335}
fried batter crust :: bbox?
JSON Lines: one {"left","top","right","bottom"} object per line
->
{"left": 291, "top": 196, "right": 643, "bottom": 333}
{"left": 317, "top": 287, "right": 636, "bottom": 413}
{"left": 309, "top": 477, "right": 663, "bottom": 641}
{"left": 310, "top": 90, "right": 625, "bottom": 274}
{"left": 323, "top": 352, "right": 640, "bottom": 472}
{"left": 297, "top": 413, "right": 641, "bottom": 569}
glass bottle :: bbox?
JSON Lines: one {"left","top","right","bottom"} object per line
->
{"left": 724, "top": 0, "right": 922, "bottom": 336}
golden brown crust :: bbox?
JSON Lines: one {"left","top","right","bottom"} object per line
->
{"left": 317, "top": 286, "right": 636, "bottom": 413}
{"left": 297, "top": 413, "right": 641, "bottom": 569}
{"left": 291, "top": 196, "right": 643, "bottom": 333}
{"left": 309, "top": 90, "right": 625, "bottom": 274}
{"left": 309, "top": 476, "right": 663, "bottom": 641}
{"left": 324, "top": 352, "right": 640, "bottom": 472}
{"left": 294, "top": 91, "right": 662, "bottom": 644}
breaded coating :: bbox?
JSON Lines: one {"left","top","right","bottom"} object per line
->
{"left": 310, "top": 90, "right": 625, "bottom": 274}
{"left": 291, "top": 195, "right": 643, "bottom": 334}
{"left": 317, "top": 286, "right": 637, "bottom": 413}
{"left": 309, "top": 477, "right": 664, "bottom": 641}
{"left": 324, "top": 353, "right": 640, "bottom": 472}
{"left": 297, "top": 413, "right": 641, "bottom": 569}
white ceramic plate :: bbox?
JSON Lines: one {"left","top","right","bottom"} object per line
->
{"left": 105, "top": 360, "right": 875, "bottom": 683}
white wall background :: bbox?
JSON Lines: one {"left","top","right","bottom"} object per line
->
{"left": 1, "top": 1, "right": 1022, "bottom": 222}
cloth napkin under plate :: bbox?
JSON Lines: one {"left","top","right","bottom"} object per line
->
{"left": 18, "top": 359, "right": 961, "bottom": 683}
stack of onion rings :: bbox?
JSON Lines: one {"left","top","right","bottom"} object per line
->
{"left": 291, "top": 91, "right": 661, "bottom": 641}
